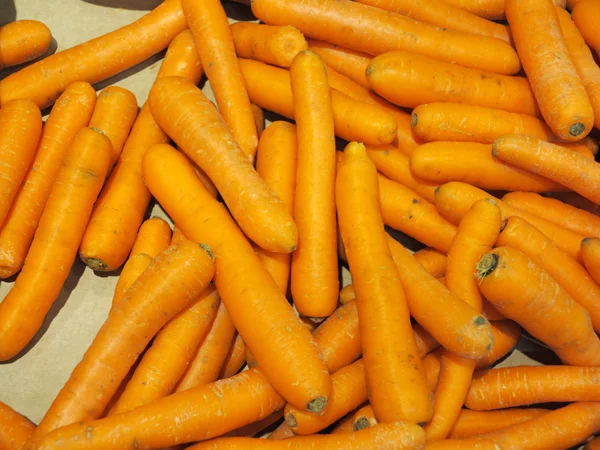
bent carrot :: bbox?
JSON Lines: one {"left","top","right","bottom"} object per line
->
{"left": 0, "top": 82, "right": 95, "bottom": 279}
{"left": 506, "top": 0, "right": 594, "bottom": 140}
{"left": 0, "top": 0, "right": 186, "bottom": 109}
{"left": 367, "top": 51, "right": 538, "bottom": 116}
{"left": 0, "top": 400, "right": 35, "bottom": 450}
{"left": 582, "top": 237, "right": 600, "bottom": 286}
{"left": 219, "top": 334, "right": 246, "bottom": 379}
{"left": 440, "top": 0, "right": 505, "bottom": 19}
{"left": 337, "top": 143, "right": 433, "bottom": 423}
{"left": 448, "top": 408, "right": 549, "bottom": 439}
{"left": 0, "top": 20, "right": 51, "bottom": 69}
{"left": 0, "top": 127, "right": 110, "bottom": 362}
{"left": 307, "top": 39, "right": 371, "bottom": 88}
{"left": 571, "top": 0, "right": 600, "bottom": 56}
{"left": 251, "top": 0, "right": 520, "bottom": 75}
{"left": 475, "top": 320, "right": 521, "bottom": 370}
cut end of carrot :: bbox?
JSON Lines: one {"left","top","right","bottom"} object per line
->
{"left": 411, "top": 113, "right": 418, "bottom": 128}
{"left": 199, "top": 243, "right": 214, "bottom": 261}
{"left": 353, "top": 417, "right": 371, "bottom": 431}
{"left": 81, "top": 256, "right": 109, "bottom": 272}
{"left": 476, "top": 253, "right": 499, "bottom": 282}
{"left": 306, "top": 396, "right": 328, "bottom": 415}
{"left": 285, "top": 413, "right": 299, "bottom": 428}
{"left": 569, "top": 123, "right": 586, "bottom": 137}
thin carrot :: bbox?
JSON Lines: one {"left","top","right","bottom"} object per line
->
{"left": 0, "top": 0, "right": 187, "bottom": 109}
{"left": 0, "top": 127, "right": 110, "bottom": 362}
{"left": 438, "top": 0, "right": 505, "bottom": 19}
{"left": 448, "top": 408, "right": 549, "bottom": 439}
{"left": 366, "top": 51, "right": 538, "bottom": 116}
{"left": 251, "top": 0, "right": 520, "bottom": 75}
{"left": 413, "top": 248, "right": 447, "bottom": 278}
{"left": 422, "top": 349, "right": 442, "bottom": 391}
{"left": 230, "top": 22, "right": 307, "bottom": 68}
{"left": 0, "top": 82, "right": 95, "bottom": 279}
{"left": 142, "top": 144, "right": 331, "bottom": 414}
{"left": 475, "top": 320, "right": 521, "bottom": 370}
{"left": 110, "top": 253, "right": 154, "bottom": 309}
{"left": 582, "top": 237, "right": 600, "bottom": 286}
{"left": 0, "top": 400, "right": 35, "bottom": 450}
{"left": 79, "top": 28, "right": 202, "bottom": 272}
{"left": 477, "top": 246, "right": 600, "bottom": 366}
{"left": 0, "top": 20, "right": 51, "bottom": 69}
{"left": 571, "top": 0, "right": 600, "bottom": 56}
{"left": 251, "top": 104, "right": 265, "bottom": 137}
{"left": 353, "top": 405, "right": 377, "bottom": 431}
{"left": 219, "top": 334, "right": 246, "bottom": 379}
{"left": 171, "top": 225, "right": 187, "bottom": 246}
{"left": 307, "top": 39, "right": 371, "bottom": 88}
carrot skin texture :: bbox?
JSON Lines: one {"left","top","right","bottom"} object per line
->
{"left": 0, "top": 20, "right": 52, "bottom": 69}
{"left": 307, "top": 39, "right": 372, "bottom": 88}
{"left": 0, "top": 400, "right": 35, "bottom": 450}
{"left": 582, "top": 237, "right": 600, "bottom": 286}
{"left": 439, "top": 0, "right": 505, "bottom": 19}
{"left": 111, "top": 253, "right": 153, "bottom": 309}
{"left": 572, "top": 0, "right": 600, "bottom": 56}
{"left": 448, "top": 408, "right": 549, "bottom": 439}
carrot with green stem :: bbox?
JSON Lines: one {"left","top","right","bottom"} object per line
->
{"left": 0, "top": 20, "right": 51, "bottom": 69}
{"left": 307, "top": 39, "right": 371, "bottom": 88}
{"left": 582, "top": 237, "right": 600, "bottom": 285}
{"left": 571, "top": 0, "right": 600, "bottom": 56}
{"left": 219, "top": 334, "right": 246, "bottom": 379}
{"left": 448, "top": 408, "right": 549, "bottom": 439}
{"left": 0, "top": 401, "right": 35, "bottom": 450}
{"left": 475, "top": 320, "right": 521, "bottom": 370}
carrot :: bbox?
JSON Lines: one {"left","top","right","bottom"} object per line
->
{"left": 109, "top": 286, "right": 220, "bottom": 415}
{"left": 433, "top": 182, "right": 585, "bottom": 260}
{"left": 411, "top": 141, "right": 565, "bottom": 192}
{"left": 219, "top": 334, "right": 246, "bottom": 379}
{"left": 331, "top": 413, "right": 356, "bottom": 434}
{"left": 475, "top": 320, "right": 521, "bottom": 370}
{"left": 477, "top": 246, "right": 600, "bottom": 366}
{"left": 582, "top": 237, "right": 600, "bottom": 286}
{"left": 171, "top": 225, "right": 187, "bottom": 246}
{"left": 353, "top": 0, "right": 511, "bottom": 44}
{"left": 482, "top": 300, "right": 505, "bottom": 322}
{"left": 572, "top": 0, "right": 600, "bottom": 56}
{"left": 0, "top": 127, "right": 110, "bottom": 362}
{"left": 182, "top": 0, "right": 257, "bottom": 159}
{"left": 230, "top": 23, "right": 308, "bottom": 68}
{"left": 88, "top": 86, "right": 138, "bottom": 167}
{"left": 506, "top": 0, "right": 594, "bottom": 140}
{"left": 438, "top": 0, "right": 505, "bottom": 19}
{"left": 251, "top": 104, "right": 265, "bottom": 138}
{"left": 413, "top": 248, "right": 447, "bottom": 278}
{"left": 339, "top": 284, "right": 356, "bottom": 305}
{"left": 0, "top": 401, "right": 35, "bottom": 450}
{"left": 413, "top": 323, "right": 441, "bottom": 357}
{"left": 0, "top": 82, "right": 95, "bottom": 279}
{"left": 0, "top": 0, "right": 186, "bottom": 109}
{"left": 448, "top": 408, "right": 549, "bottom": 439}
{"left": 379, "top": 175, "right": 457, "bottom": 253}
{"left": 251, "top": 0, "right": 520, "bottom": 75}
{"left": 142, "top": 144, "right": 331, "bottom": 414}
{"left": 226, "top": 411, "right": 285, "bottom": 438}
{"left": 366, "top": 51, "right": 538, "bottom": 116}
{"left": 353, "top": 405, "right": 378, "bottom": 431}
{"left": 493, "top": 135, "right": 600, "bottom": 204}
{"left": 549, "top": 191, "right": 600, "bottom": 215}
{"left": 307, "top": 39, "right": 371, "bottom": 88}
{"left": 0, "top": 20, "right": 51, "bottom": 69}
{"left": 79, "top": 28, "right": 202, "bottom": 272}
{"left": 148, "top": 76, "right": 297, "bottom": 254}
{"left": 556, "top": 141, "right": 596, "bottom": 159}
{"left": 410, "top": 103, "right": 552, "bottom": 144}
{"left": 111, "top": 253, "right": 154, "bottom": 309}
{"left": 422, "top": 349, "right": 442, "bottom": 391}
{"left": 337, "top": 143, "right": 433, "bottom": 423}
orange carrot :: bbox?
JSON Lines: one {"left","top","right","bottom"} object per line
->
{"left": 353, "top": 405, "right": 377, "bottom": 431}
{"left": 571, "top": 0, "right": 600, "bottom": 56}
{"left": 448, "top": 408, "right": 549, "bottom": 439}
{"left": 339, "top": 284, "right": 356, "bottom": 305}
{"left": 0, "top": 0, "right": 187, "bottom": 109}
{"left": 413, "top": 247, "right": 447, "bottom": 278}
{"left": 251, "top": 104, "right": 265, "bottom": 138}
{"left": 337, "top": 143, "right": 432, "bottom": 423}
{"left": 548, "top": 191, "right": 600, "bottom": 216}
{"left": 555, "top": 141, "right": 596, "bottom": 159}
{"left": 331, "top": 413, "right": 356, "bottom": 434}
{"left": 219, "top": 334, "right": 246, "bottom": 379}
{"left": 0, "top": 127, "right": 110, "bottom": 362}
{"left": 413, "top": 323, "right": 441, "bottom": 357}
{"left": 307, "top": 39, "right": 371, "bottom": 88}
{"left": 251, "top": 0, "right": 520, "bottom": 75}
{"left": 477, "top": 246, "right": 600, "bottom": 366}
{"left": 171, "top": 225, "right": 187, "bottom": 246}
{"left": 110, "top": 253, "right": 154, "bottom": 310}
{"left": 225, "top": 411, "right": 285, "bottom": 438}
{"left": 439, "top": 0, "right": 505, "bottom": 19}
{"left": 422, "top": 349, "right": 442, "bottom": 391}
{"left": 367, "top": 51, "right": 538, "bottom": 116}
{"left": 0, "top": 400, "right": 35, "bottom": 450}
{"left": 0, "top": 82, "right": 95, "bottom": 279}
{"left": 475, "top": 320, "right": 521, "bottom": 370}
{"left": 506, "top": 0, "right": 594, "bottom": 140}
{"left": 586, "top": 436, "right": 600, "bottom": 450}
{"left": 582, "top": 237, "right": 600, "bottom": 286}
{"left": 0, "top": 20, "right": 51, "bottom": 69}
{"left": 230, "top": 22, "right": 308, "bottom": 68}
{"left": 482, "top": 300, "right": 506, "bottom": 322}
{"left": 79, "top": 28, "right": 202, "bottom": 272}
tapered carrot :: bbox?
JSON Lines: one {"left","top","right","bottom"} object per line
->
{"left": 339, "top": 285, "right": 356, "bottom": 305}
{"left": 0, "top": 20, "right": 51, "bottom": 69}
{"left": 477, "top": 246, "right": 600, "bottom": 366}
{"left": 367, "top": 51, "right": 538, "bottom": 116}
{"left": 307, "top": 39, "right": 371, "bottom": 88}
{"left": 411, "top": 142, "right": 565, "bottom": 192}
{"left": 142, "top": 144, "right": 331, "bottom": 413}
{"left": 88, "top": 86, "right": 138, "bottom": 167}
{"left": 255, "top": 121, "right": 297, "bottom": 295}
{"left": 219, "top": 334, "right": 246, "bottom": 379}
{"left": 251, "top": 104, "right": 265, "bottom": 138}
{"left": 413, "top": 248, "right": 447, "bottom": 278}
{"left": 571, "top": 0, "right": 600, "bottom": 55}
{"left": 506, "top": 0, "right": 594, "bottom": 140}
{"left": 0, "top": 82, "right": 95, "bottom": 279}
{"left": 0, "top": 401, "right": 34, "bottom": 450}
{"left": 411, "top": 103, "right": 552, "bottom": 144}
{"left": 79, "top": 28, "right": 202, "bottom": 272}
{"left": 251, "top": 0, "right": 520, "bottom": 75}
{"left": 422, "top": 349, "right": 442, "bottom": 391}
{"left": 353, "top": 405, "right": 378, "bottom": 430}
{"left": 338, "top": 143, "right": 433, "bottom": 423}
{"left": 433, "top": 182, "right": 585, "bottom": 260}
{"left": 0, "top": 0, "right": 187, "bottom": 109}
{"left": 171, "top": 225, "right": 187, "bottom": 246}
{"left": 475, "top": 320, "right": 521, "bottom": 370}
{"left": 230, "top": 23, "right": 307, "bottom": 68}
{"left": 448, "top": 408, "right": 549, "bottom": 439}
{"left": 582, "top": 237, "right": 600, "bottom": 285}
{"left": 0, "top": 128, "right": 110, "bottom": 362}
{"left": 111, "top": 253, "right": 154, "bottom": 310}
{"left": 439, "top": 0, "right": 505, "bottom": 19}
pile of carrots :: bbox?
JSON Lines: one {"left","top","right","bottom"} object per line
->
{"left": 2, "top": 0, "right": 600, "bottom": 447}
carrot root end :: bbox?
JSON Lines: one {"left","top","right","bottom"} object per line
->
{"left": 353, "top": 417, "right": 371, "bottom": 431}
{"left": 569, "top": 123, "right": 586, "bottom": 137}
{"left": 410, "top": 113, "right": 418, "bottom": 128}
{"left": 81, "top": 256, "right": 109, "bottom": 272}
{"left": 306, "top": 396, "right": 328, "bottom": 414}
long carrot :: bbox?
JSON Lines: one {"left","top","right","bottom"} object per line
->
{"left": 0, "top": 82, "right": 95, "bottom": 279}
{"left": 251, "top": 0, "right": 520, "bottom": 75}
{"left": 475, "top": 320, "right": 521, "bottom": 370}
{"left": 506, "top": 0, "right": 594, "bottom": 140}
{"left": 79, "top": 28, "right": 202, "bottom": 272}
{"left": 0, "top": 127, "right": 110, "bottom": 362}
{"left": 0, "top": 0, "right": 186, "bottom": 108}
{"left": 571, "top": 0, "right": 600, "bottom": 56}
{"left": 438, "top": 0, "right": 505, "bottom": 19}
{"left": 0, "top": 400, "right": 35, "bottom": 450}
{"left": 477, "top": 246, "right": 600, "bottom": 366}
{"left": 219, "top": 334, "right": 246, "bottom": 379}
{"left": 0, "top": 20, "right": 51, "bottom": 69}
{"left": 307, "top": 39, "right": 371, "bottom": 88}
{"left": 142, "top": 144, "right": 331, "bottom": 414}
{"left": 448, "top": 408, "right": 549, "bottom": 439}
{"left": 337, "top": 143, "right": 433, "bottom": 423}
{"left": 366, "top": 51, "right": 538, "bottom": 116}
{"left": 582, "top": 237, "right": 600, "bottom": 286}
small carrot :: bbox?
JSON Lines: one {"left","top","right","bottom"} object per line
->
{"left": 0, "top": 127, "right": 110, "bottom": 362}
{"left": 475, "top": 320, "right": 521, "bottom": 370}
{"left": 219, "top": 334, "right": 246, "bottom": 379}
{"left": 251, "top": 104, "right": 265, "bottom": 137}
{"left": 477, "top": 246, "right": 600, "bottom": 366}
{"left": 307, "top": 38, "right": 371, "bottom": 88}
{"left": 230, "top": 22, "right": 307, "bottom": 68}
{"left": 422, "top": 349, "right": 443, "bottom": 391}
{"left": 171, "top": 225, "right": 187, "bottom": 246}
{"left": 338, "top": 285, "right": 356, "bottom": 305}
{"left": 413, "top": 247, "right": 447, "bottom": 278}
{"left": 366, "top": 51, "right": 538, "bottom": 116}
{"left": 0, "top": 400, "right": 35, "bottom": 450}
{"left": 571, "top": 0, "right": 600, "bottom": 56}
{"left": 0, "top": 20, "right": 51, "bottom": 69}
{"left": 439, "top": 0, "right": 505, "bottom": 19}
{"left": 331, "top": 413, "right": 356, "bottom": 434}
{"left": 582, "top": 237, "right": 600, "bottom": 286}
{"left": 0, "top": 82, "right": 95, "bottom": 279}
{"left": 353, "top": 405, "right": 377, "bottom": 431}
{"left": 110, "top": 253, "right": 154, "bottom": 309}
{"left": 448, "top": 408, "right": 549, "bottom": 439}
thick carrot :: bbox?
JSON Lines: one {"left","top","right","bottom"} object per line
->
{"left": 142, "top": 144, "right": 331, "bottom": 414}
{"left": 582, "top": 237, "right": 600, "bottom": 285}
{"left": 238, "top": 58, "right": 397, "bottom": 146}
{"left": 0, "top": 82, "right": 95, "bottom": 279}
{"left": 448, "top": 408, "right": 549, "bottom": 439}
{"left": 79, "top": 28, "right": 202, "bottom": 272}
{"left": 353, "top": 405, "right": 378, "bottom": 431}
{"left": 366, "top": 51, "right": 538, "bottom": 116}
{"left": 0, "top": 127, "right": 110, "bottom": 362}
{"left": 219, "top": 334, "right": 246, "bottom": 379}
{"left": 439, "top": 0, "right": 505, "bottom": 19}
{"left": 506, "top": 0, "right": 594, "bottom": 140}
{"left": 88, "top": 86, "right": 138, "bottom": 167}
{"left": 0, "top": 0, "right": 186, "bottom": 108}
{"left": 0, "top": 401, "right": 35, "bottom": 450}
{"left": 571, "top": 0, "right": 600, "bottom": 55}
{"left": 477, "top": 246, "right": 600, "bottom": 366}
{"left": 413, "top": 248, "right": 447, "bottom": 278}
{"left": 433, "top": 182, "right": 585, "bottom": 260}
{"left": 337, "top": 143, "right": 433, "bottom": 423}
{"left": 251, "top": 0, "right": 520, "bottom": 75}
{"left": 411, "top": 141, "right": 565, "bottom": 192}
{"left": 411, "top": 103, "right": 552, "bottom": 144}
{"left": 307, "top": 39, "right": 371, "bottom": 88}
{"left": 475, "top": 320, "right": 521, "bottom": 370}
{"left": 182, "top": 0, "right": 257, "bottom": 159}
{"left": 493, "top": 135, "right": 600, "bottom": 204}
{"left": 231, "top": 23, "right": 307, "bottom": 68}
{"left": 0, "top": 20, "right": 51, "bottom": 69}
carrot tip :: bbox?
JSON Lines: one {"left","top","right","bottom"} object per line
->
{"left": 476, "top": 253, "right": 499, "bottom": 282}
{"left": 285, "top": 413, "right": 298, "bottom": 428}
{"left": 353, "top": 417, "right": 371, "bottom": 431}
{"left": 569, "top": 123, "right": 586, "bottom": 137}
{"left": 90, "top": 126, "right": 107, "bottom": 137}
{"left": 81, "top": 256, "right": 109, "bottom": 272}
{"left": 306, "top": 396, "right": 328, "bottom": 414}
{"left": 199, "top": 243, "right": 214, "bottom": 260}
{"left": 410, "top": 113, "right": 418, "bottom": 128}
